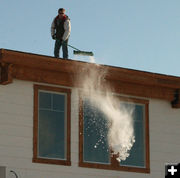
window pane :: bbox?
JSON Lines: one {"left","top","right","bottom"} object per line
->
{"left": 38, "top": 91, "right": 66, "bottom": 160}
{"left": 83, "top": 100, "right": 110, "bottom": 164}
{"left": 39, "top": 92, "right": 51, "bottom": 109}
{"left": 38, "top": 110, "right": 65, "bottom": 159}
{"left": 120, "top": 104, "right": 145, "bottom": 167}
{"left": 53, "top": 93, "right": 65, "bottom": 111}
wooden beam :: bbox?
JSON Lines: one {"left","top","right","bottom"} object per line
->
{"left": 12, "top": 65, "right": 75, "bottom": 87}
{"left": 105, "top": 67, "right": 180, "bottom": 89}
{"left": 10, "top": 65, "right": 175, "bottom": 101}
{"left": 107, "top": 80, "right": 175, "bottom": 101}
{"left": 1, "top": 49, "right": 180, "bottom": 89}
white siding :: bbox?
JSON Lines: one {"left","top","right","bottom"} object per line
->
{"left": 0, "top": 79, "right": 180, "bottom": 178}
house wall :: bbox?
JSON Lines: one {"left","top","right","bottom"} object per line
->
{"left": 0, "top": 79, "right": 179, "bottom": 178}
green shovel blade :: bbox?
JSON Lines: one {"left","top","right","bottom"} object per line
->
{"left": 73, "top": 50, "right": 94, "bottom": 56}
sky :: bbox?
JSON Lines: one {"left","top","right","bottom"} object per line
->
{"left": 1, "top": 0, "right": 180, "bottom": 77}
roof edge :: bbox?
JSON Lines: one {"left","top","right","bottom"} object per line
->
{"left": 1, "top": 48, "right": 180, "bottom": 89}
{"left": 1, "top": 49, "right": 180, "bottom": 107}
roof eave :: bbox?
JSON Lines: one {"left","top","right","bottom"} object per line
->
{"left": 1, "top": 49, "right": 180, "bottom": 108}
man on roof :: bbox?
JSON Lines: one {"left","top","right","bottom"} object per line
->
{"left": 51, "top": 8, "right": 71, "bottom": 59}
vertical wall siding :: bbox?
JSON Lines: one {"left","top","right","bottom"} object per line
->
{"left": 0, "top": 80, "right": 180, "bottom": 178}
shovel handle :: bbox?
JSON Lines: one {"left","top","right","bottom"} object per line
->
{"left": 67, "top": 44, "right": 80, "bottom": 51}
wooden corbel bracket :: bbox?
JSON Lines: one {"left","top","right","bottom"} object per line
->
{"left": 171, "top": 89, "right": 180, "bottom": 108}
{"left": 0, "top": 62, "right": 13, "bottom": 85}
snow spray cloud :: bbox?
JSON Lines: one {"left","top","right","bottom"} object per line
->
{"left": 77, "top": 56, "right": 135, "bottom": 162}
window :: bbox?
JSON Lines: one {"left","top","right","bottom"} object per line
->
{"left": 79, "top": 96, "right": 150, "bottom": 173}
{"left": 33, "top": 85, "right": 71, "bottom": 165}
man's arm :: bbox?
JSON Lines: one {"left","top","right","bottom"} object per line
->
{"left": 51, "top": 18, "right": 56, "bottom": 37}
{"left": 62, "top": 19, "right": 71, "bottom": 41}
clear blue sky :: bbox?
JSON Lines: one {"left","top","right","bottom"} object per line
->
{"left": 1, "top": 0, "right": 180, "bottom": 76}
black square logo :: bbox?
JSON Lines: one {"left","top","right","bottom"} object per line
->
{"left": 165, "top": 163, "right": 180, "bottom": 178}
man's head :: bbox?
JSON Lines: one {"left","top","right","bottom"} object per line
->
{"left": 58, "top": 8, "right": 65, "bottom": 17}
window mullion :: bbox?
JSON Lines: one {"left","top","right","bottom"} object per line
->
{"left": 110, "top": 151, "right": 120, "bottom": 168}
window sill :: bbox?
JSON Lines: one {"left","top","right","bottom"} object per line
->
{"left": 79, "top": 162, "right": 150, "bottom": 174}
{"left": 33, "top": 158, "right": 71, "bottom": 166}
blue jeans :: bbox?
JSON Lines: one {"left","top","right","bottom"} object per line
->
{"left": 54, "top": 39, "right": 68, "bottom": 59}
